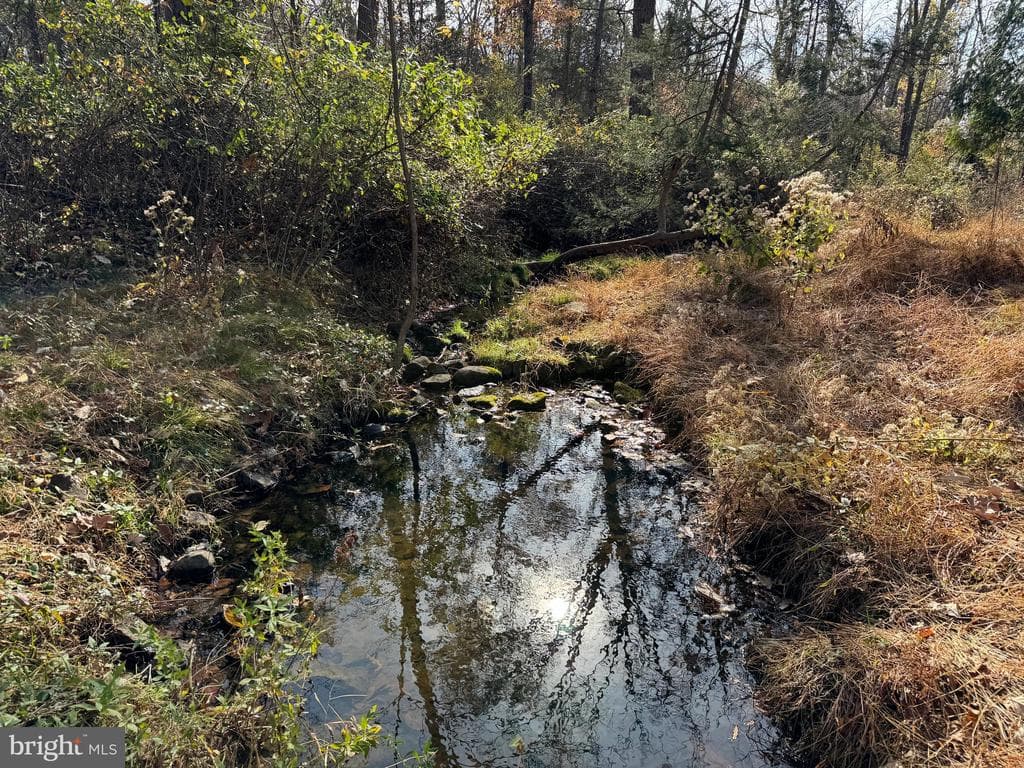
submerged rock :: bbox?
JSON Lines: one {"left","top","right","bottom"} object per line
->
{"left": 453, "top": 365, "right": 502, "bottom": 388}
{"left": 508, "top": 391, "right": 548, "bottom": 412}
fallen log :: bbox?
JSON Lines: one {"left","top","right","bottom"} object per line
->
{"left": 525, "top": 227, "right": 706, "bottom": 275}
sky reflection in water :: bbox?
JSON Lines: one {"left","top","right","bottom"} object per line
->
{"left": 291, "top": 394, "right": 789, "bottom": 768}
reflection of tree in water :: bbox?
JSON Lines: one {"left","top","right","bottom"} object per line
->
{"left": 340, "top": 402, "right": 782, "bottom": 768}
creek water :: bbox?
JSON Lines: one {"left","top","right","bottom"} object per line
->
{"left": 276, "top": 387, "right": 790, "bottom": 768}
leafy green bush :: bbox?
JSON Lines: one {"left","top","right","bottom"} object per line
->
{"left": 853, "top": 133, "right": 976, "bottom": 227}
{"left": 693, "top": 172, "right": 843, "bottom": 286}
{"left": 513, "top": 112, "right": 662, "bottom": 248}
{"left": 0, "top": 0, "right": 549, "bottom": 306}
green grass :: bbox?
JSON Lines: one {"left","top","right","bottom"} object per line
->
{"left": 470, "top": 337, "right": 569, "bottom": 369}
{"left": 568, "top": 254, "right": 642, "bottom": 281}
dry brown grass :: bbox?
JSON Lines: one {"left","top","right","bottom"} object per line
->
{"left": 489, "top": 213, "right": 1024, "bottom": 767}
{"left": 834, "top": 212, "right": 1024, "bottom": 295}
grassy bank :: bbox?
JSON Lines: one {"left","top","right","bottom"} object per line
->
{"left": 474, "top": 214, "right": 1024, "bottom": 767}
{"left": 0, "top": 268, "right": 395, "bottom": 765}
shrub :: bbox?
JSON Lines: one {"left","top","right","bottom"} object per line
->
{"left": 853, "top": 132, "right": 977, "bottom": 227}
{"left": 0, "top": 0, "right": 550, "bottom": 308}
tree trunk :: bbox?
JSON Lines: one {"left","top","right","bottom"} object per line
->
{"left": 386, "top": 0, "right": 420, "bottom": 368}
{"left": 716, "top": 0, "right": 750, "bottom": 130}
{"left": 526, "top": 228, "right": 706, "bottom": 274}
{"left": 896, "top": 0, "right": 955, "bottom": 166}
{"left": 407, "top": 0, "right": 418, "bottom": 44}
{"left": 817, "top": 0, "right": 838, "bottom": 95}
{"left": 629, "top": 0, "right": 656, "bottom": 116}
{"left": 585, "top": 0, "right": 607, "bottom": 117}
{"left": 885, "top": 0, "right": 904, "bottom": 107}
{"left": 656, "top": 156, "right": 683, "bottom": 233}
{"left": 561, "top": 0, "right": 577, "bottom": 103}
{"left": 357, "top": 0, "right": 379, "bottom": 44}
{"left": 521, "top": 0, "right": 536, "bottom": 111}
{"left": 772, "top": 0, "right": 801, "bottom": 83}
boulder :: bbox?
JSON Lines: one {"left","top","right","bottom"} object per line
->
{"left": 385, "top": 407, "right": 414, "bottom": 423}
{"left": 420, "top": 335, "right": 446, "bottom": 356}
{"left": 452, "top": 365, "right": 502, "bottom": 388}
{"left": 180, "top": 508, "right": 217, "bottom": 530}
{"left": 237, "top": 469, "right": 277, "bottom": 496}
{"left": 167, "top": 545, "right": 216, "bottom": 583}
{"left": 182, "top": 488, "right": 206, "bottom": 508}
{"left": 49, "top": 473, "right": 88, "bottom": 500}
{"left": 612, "top": 381, "right": 644, "bottom": 404}
{"left": 48, "top": 473, "right": 75, "bottom": 493}
{"left": 466, "top": 394, "right": 498, "bottom": 410}
{"left": 438, "top": 352, "right": 465, "bottom": 370}
{"left": 561, "top": 301, "right": 590, "bottom": 321}
{"left": 456, "top": 385, "right": 486, "bottom": 398}
{"left": 420, "top": 373, "right": 452, "bottom": 391}
{"left": 507, "top": 392, "right": 548, "bottom": 412}
{"left": 401, "top": 357, "right": 430, "bottom": 383}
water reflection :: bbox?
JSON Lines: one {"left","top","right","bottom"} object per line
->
{"left": 296, "top": 395, "right": 788, "bottom": 768}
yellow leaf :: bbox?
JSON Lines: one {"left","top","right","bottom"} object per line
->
{"left": 222, "top": 604, "right": 245, "bottom": 628}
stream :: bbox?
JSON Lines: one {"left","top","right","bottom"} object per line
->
{"left": 273, "top": 386, "right": 790, "bottom": 768}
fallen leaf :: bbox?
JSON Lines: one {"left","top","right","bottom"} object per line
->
{"left": 73, "top": 405, "right": 93, "bottom": 420}
{"left": 13, "top": 372, "right": 28, "bottom": 384}
{"left": 298, "top": 483, "right": 332, "bottom": 495}
{"left": 915, "top": 626, "right": 935, "bottom": 640}
{"left": 971, "top": 505, "right": 1004, "bottom": 523}
{"left": 90, "top": 513, "right": 114, "bottom": 532}
{"left": 222, "top": 604, "right": 245, "bottom": 628}
{"left": 155, "top": 522, "right": 174, "bottom": 544}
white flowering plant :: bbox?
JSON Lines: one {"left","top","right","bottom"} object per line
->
{"left": 690, "top": 171, "right": 845, "bottom": 287}
{"left": 766, "top": 172, "right": 846, "bottom": 284}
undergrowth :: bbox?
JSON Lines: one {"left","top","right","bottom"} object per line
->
{"left": 0, "top": 267, "right": 395, "bottom": 766}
